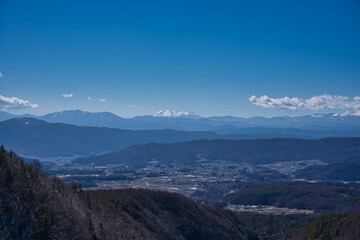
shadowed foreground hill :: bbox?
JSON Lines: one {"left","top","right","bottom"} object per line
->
{"left": 290, "top": 210, "right": 360, "bottom": 240}
{"left": 0, "top": 147, "right": 254, "bottom": 240}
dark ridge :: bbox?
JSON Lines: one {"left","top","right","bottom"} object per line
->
{"left": 0, "top": 146, "right": 254, "bottom": 239}
{"left": 222, "top": 181, "right": 360, "bottom": 214}
{"left": 289, "top": 210, "right": 360, "bottom": 240}
{"left": 294, "top": 162, "right": 360, "bottom": 181}
{"left": 74, "top": 137, "right": 360, "bottom": 165}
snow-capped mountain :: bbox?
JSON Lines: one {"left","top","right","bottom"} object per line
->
{"left": 0, "top": 110, "right": 359, "bottom": 132}
{"left": 153, "top": 110, "right": 196, "bottom": 118}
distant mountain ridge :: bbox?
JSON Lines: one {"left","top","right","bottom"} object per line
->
{"left": 1, "top": 110, "right": 360, "bottom": 132}
{"left": 0, "top": 117, "right": 222, "bottom": 159}
{"left": 40, "top": 110, "right": 126, "bottom": 127}
{"left": 2, "top": 117, "right": 306, "bottom": 160}
{"left": 2, "top": 117, "right": 360, "bottom": 161}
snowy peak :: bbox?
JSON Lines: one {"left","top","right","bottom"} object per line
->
{"left": 154, "top": 110, "right": 195, "bottom": 118}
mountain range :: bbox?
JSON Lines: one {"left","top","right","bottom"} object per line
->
{"left": 0, "top": 117, "right": 223, "bottom": 160}
{"left": 2, "top": 116, "right": 360, "bottom": 162}
{"left": 1, "top": 112, "right": 360, "bottom": 161}
{"left": 1, "top": 110, "right": 360, "bottom": 132}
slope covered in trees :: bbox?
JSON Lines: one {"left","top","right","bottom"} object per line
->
{"left": 222, "top": 181, "right": 360, "bottom": 214}
{"left": 294, "top": 162, "right": 360, "bottom": 181}
{"left": 290, "top": 210, "right": 360, "bottom": 240}
{"left": 0, "top": 147, "right": 254, "bottom": 239}
{"left": 74, "top": 138, "right": 360, "bottom": 165}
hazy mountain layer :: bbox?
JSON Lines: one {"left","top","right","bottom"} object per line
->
{"left": 4, "top": 117, "right": 355, "bottom": 161}
{"left": 0, "top": 117, "right": 220, "bottom": 159}
{"left": 1, "top": 110, "right": 360, "bottom": 132}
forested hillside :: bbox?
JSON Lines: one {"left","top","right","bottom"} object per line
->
{"left": 290, "top": 211, "right": 360, "bottom": 240}
{"left": 294, "top": 162, "right": 360, "bottom": 181}
{"left": 0, "top": 147, "right": 255, "bottom": 240}
{"left": 74, "top": 138, "right": 360, "bottom": 165}
{"left": 222, "top": 181, "right": 360, "bottom": 214}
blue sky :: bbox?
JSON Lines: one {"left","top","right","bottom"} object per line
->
{"left": 0, "top": 0, "right": 359, "bottom": 117}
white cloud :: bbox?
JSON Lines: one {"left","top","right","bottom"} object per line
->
{"left": 250, "top": 94, "right": 360, "bottom": 113}
{"left": 62, "top": 93, "right": 73, "bottom": 98}
{"left": 129, "top": 104, "right": 136, "bottom": 108}
{"left": 340, "top": 111, "right": 351, "bottom": 116}
{"left": 304, "top": 95, "right": 353, "bottom": 111}
{"left": 0, "top": 72, "right": 3, "bottom": 78}
{"left": 0, "top": 94, "right": 38, "bottom": 110}
{"left": 87, "top": 97, "right": 107, "bottom": 102}
{"left": 249, "top": 95, "right": 305, "bottom": 111}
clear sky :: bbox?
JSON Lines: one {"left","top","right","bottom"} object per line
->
{"left": 0, "top": 0, "right": 359, "bottom": 117}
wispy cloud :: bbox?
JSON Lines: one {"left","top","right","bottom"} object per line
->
{"left": 87, "top": 97, "right": 107, "bottom": 102}
{"left": 0, "top": 94, "right": 38, "bottom": 110}
{"left": 62, "top": 93, "right": 73, "bottom": 98}
{"left": 0, "top": 72, "right": 3, "bottom": 78}
{"left": 250, "top": 94, "right": 360, "bottom": 113}
{"left": 129, "top": 104, "right": 136, "bottom": 108}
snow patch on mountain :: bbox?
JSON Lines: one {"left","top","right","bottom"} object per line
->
{"left": 154, "top": 110, "right": 195, "bottom": 118}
